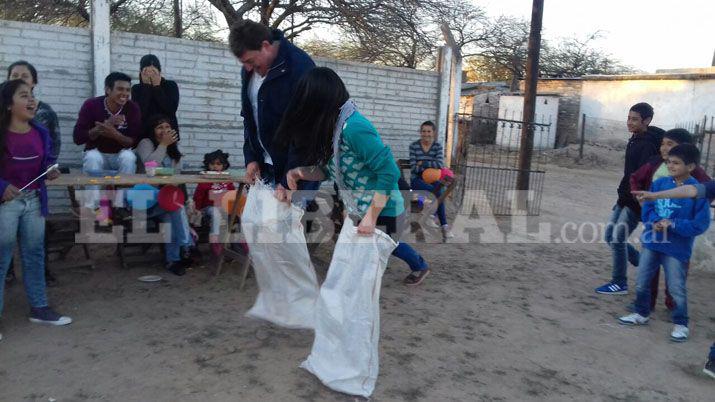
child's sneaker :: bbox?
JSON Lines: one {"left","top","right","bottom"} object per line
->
{"left": 424, "top": 216, "right": 440, "bottom": 229}
{"left": 618, "top": 313, "right": 649, "bottom": 325}
{"left": 441, "top": 224, "right": 455, "bottom": 240}
{"left": 704, "top": 357, "right": 715, "bottom": 379}
{"left": 166, "top": 261, "right": 187, "bottom": 276}
{"left": 670, "top": 325, "right": 689, "bottom": 342}
{"left": 29, "top": 307, "right": 72, "bottom": 326}
{"left": 595, "top": 282, "right": 628, "bottom": 295}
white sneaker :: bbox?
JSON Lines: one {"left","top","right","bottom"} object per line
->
{"left": 424, "top": 216, "right": 440, "bottom": 229}
{"left": 670, "top": 325, "right": 689, "bottom": 342}
{"left": 441, "top": 224, "right": 454, "bottom": 239}
{"left": 618, "top": 313, "right": 649, "bottom": 325}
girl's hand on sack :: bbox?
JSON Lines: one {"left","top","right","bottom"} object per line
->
{"left": 274, "top": 183, "right": 291, "bottom": 203}
{"left": 2, "top": 184, "right": 21, "bottom": 202}
{"left": 357, "top": 210, "right": 378, "bottom": 236}
{"left": 286, "top": 168, "right": 304, "bottom": 191}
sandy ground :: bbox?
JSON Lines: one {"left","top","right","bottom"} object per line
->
{"left": 1, "top": 163, "right": 714, "bottom": 401}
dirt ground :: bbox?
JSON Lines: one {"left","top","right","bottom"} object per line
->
{"left": 1, "top": 163, "right": 714, "bottom": 401}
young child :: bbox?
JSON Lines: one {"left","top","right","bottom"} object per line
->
{"left": 0, "top": 80, "right": 72, "bottom": 341}
{"left": 634, "top": 181, "right": 715, "bottom": 375}
{"left": 629, "top": 128, "right": 710, "bottom": 310}
{"left": 596, "top": 102, "right": 664, "bottom": 295}
{"left": 193, "top": 150, "right": 235, "bottom": 256}
{"left": 618, "top": 144, "right": 710, "bottom": 342}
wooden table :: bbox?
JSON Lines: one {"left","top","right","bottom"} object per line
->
{"left": 47, "top": 173, "right": 251, "bottom": 280}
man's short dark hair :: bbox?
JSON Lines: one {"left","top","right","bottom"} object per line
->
{"left": 228, "top": 20, "right": 272, "bottom": 58}
{"left": 629, "top": 102, "right": 654, "bottom": 121}
{"left": 669, "top": 143, "right": 700, "bottom": 166}
{"left": 664, "top": 128, "right": 693, "bottom": 145}
{"left": 104, "top": 72, "right": 131, "bottom": 90}
{"left": 420, "top": 120, "right": 436, "bottom": 131}
{"left": 7, "top": 60, "right": 38, "bottom": 84}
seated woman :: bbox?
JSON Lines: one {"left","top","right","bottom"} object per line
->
{"left": 409, "top": 120, "right": 453, "bottom": 240}
{"left": 134, "top": 114, "right": 194, "bottom": 276}
{"left": 274, "top": 67, "right": 430, "bottom": 286}
{"left": 131, "top": 54, "right": 180, "bottom": 141}
{"left": 1, "top": 79, "right": 72, "bottom": 339}
{"left": 135, "top": 114, "right": 182, "bottom": 171}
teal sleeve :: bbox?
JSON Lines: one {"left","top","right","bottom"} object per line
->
{"left": 344, "top": 125, "right": 400, "bottom": 195}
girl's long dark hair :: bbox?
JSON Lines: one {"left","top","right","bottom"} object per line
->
{"left": 274, "top": 67, "right": 350, "bottom": 166}
{"left": 0, "top": 79, "right": 29, "bottom": 162}
{"left": 146, "top": 114, "right": 182, "bottom": 163}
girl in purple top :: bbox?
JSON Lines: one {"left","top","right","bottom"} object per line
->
{"left": 0, "top": 80, "right": 72, "bottom": 342}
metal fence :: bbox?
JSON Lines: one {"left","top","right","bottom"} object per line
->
{"left": 677, "top": 116, "right": 715, "bottom": 176}
{"left": 450, "top": 113, "right": 548, "bottom": 216}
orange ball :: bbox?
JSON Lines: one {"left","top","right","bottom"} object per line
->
{"left": 421, "top": 168, "right": 441, "bottom": 184}
{"left": 220, "top": 190, "right": 247, "bottom": 215}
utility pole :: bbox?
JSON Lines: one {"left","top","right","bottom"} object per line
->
{"left": 173, "top": 0, "right": 182, "bottom": 38}
{"left": 516, "top": 0, "right": 544, "bottom": 197}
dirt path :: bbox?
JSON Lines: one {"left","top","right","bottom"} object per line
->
{"left": 1, "top": 164, "right": 713, "bottom": 401}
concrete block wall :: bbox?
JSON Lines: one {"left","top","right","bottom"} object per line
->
{"left": 520, "top": 79, "right": 583, "bottom": 146}
{"left": 1, "top": 19, "right": 441, "bottom": 208}
{"left": 110, "top": 31, "right": 440, "bottom": 166}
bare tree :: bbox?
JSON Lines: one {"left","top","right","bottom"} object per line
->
{"left": 540, "top": 32, "right": 635, "bottom": 77}
{"left": 476, "top": 16, "right": 530, "bottom": 90}
{"left": 206, "top": 0, "right": 355, "bottom": 39}
{"left": 1, "top": 0, "right": 222, "bottom": 41}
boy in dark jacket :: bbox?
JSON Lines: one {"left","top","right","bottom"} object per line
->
{"left": 618, "top": 144, "right": 709, "bottom": 343}
{"left": 629, "top": 128, "right": 710, "bottom": 309}
{"left": 596, "top": 103, "right": 663, "bottom": 295}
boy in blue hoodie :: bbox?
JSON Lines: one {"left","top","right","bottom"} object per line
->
{"left": 618, "top": 144, "right": 710, "bottom": 342}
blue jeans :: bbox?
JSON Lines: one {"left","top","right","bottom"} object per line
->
{"left": 146, "top": 205, "right": 194, "bottom": 263}
{"left": 635, "top": 247, "right": 689, "bottom": 326}
{"left": 411, "top": 177, "right": 447, "bottom": 226}
{"left": 82, "top": 149, "right": 137, "bottom": 209}
{"left": 375, "top": 214, "right": 428, "bottom": 272}
{"left": 604, "top": 204, "right": 640, "bottom": 286}
{"left": 0, "top": 192, "right": 48, "bottom": 315}
{"left": 710, "top": 343, "right": 715, "bottom": 360}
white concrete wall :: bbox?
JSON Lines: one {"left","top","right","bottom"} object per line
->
{"left": 1, "top": 20, "right": 440, "bottom": 168}
{"left": 496, "top": 95, "right": 559, "bottom": 150}
{"left": 1, "top": 19, "right": 442, "bottom": 208}
{"left": 579, "top": 78, "right": 715, "bottom": 140}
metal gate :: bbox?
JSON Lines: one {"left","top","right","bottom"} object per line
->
{"left": 450, "top": 112, "right": 550, "bottom": 216}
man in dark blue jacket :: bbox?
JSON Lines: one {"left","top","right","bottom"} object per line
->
{"left": 229, "top": 20, "right": 316, "bottom": 193}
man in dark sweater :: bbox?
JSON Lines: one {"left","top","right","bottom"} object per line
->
{"left": 596, "top": 102, "right": 663, "bottom": 295}
{"left": 73, "top": 72, "right": 141, "bottom": 212}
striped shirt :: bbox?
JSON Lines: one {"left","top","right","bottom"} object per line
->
{"left": 409, "top": 140, "right": 444, "bottom": 178}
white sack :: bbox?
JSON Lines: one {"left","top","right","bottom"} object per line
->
{"left": 241, "top": 181, "right": 320, "bottom": 329}
{"left": 301, "top": 218, "right": 397, "bottom": 397}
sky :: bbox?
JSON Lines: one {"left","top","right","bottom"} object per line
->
{"left": 479, "top": 0, "right": 715, "bottom": 73}
{"left": 212, "top": 0, "right": 715, "bottom": 73}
